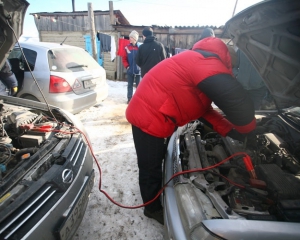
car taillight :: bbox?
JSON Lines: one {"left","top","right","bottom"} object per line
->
{"left": 49, "top": 75, "right": 72, "bottom": 93}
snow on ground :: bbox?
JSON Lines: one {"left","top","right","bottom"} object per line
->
{"left": 73, "top": 80, "right": 164, "bottom": 240}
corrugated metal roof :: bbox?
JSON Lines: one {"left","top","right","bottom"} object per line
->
{"left": 30, "top": 10, "right": 130, "bottom": 25}
{"left": 173, "top": 25, "right": 225, "bottom": 29}
{"left": 117, "top": 24, "right": 224, "bottom": 29}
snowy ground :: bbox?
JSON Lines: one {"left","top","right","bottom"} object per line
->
{"left": 73, "top": 80, "right": 165, "bottom": 240}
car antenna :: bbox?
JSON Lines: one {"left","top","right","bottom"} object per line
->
{"left": 60, "top": 37, "right": 68, "bottom": 45}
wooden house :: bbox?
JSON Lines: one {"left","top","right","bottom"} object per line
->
{"left": 31, "top": 9, "right": 129, "bottom": 80}
{"left": 31, "top": 9, "right": 227, "bottom": 80}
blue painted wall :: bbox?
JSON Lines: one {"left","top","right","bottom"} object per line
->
{"left": 83, "top": 35, "right": 103, "bottom": 66}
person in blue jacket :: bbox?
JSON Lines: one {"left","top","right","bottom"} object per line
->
{"left": 121, "top": 30, "right": 141, "bottom": 104}
{"left": 0, "top": 60, "right": 18, "bottom": 96}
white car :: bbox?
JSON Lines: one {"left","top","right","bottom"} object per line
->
{"left": 9, "top": 41, "right": 108, "bottom": 114}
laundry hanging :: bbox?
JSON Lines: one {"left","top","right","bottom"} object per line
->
{"left": 96, "top": 32, "right": 117, "bottom": 62}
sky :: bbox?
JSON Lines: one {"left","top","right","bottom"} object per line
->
{"left": 73, "top": 80, "right": 165, "bottom": 239}
{"left": 22, "top": 0, "right": 263, "bottom": 39}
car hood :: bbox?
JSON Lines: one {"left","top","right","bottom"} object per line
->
{"left": 224, "top": 0, "right": 300, "bottom": 109}
{"left": 0, "top": 0, "right": 29, "bottom": 69}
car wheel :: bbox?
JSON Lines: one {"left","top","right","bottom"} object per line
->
{"left": 23, "top": 95, "right": 39, "bottom": 102}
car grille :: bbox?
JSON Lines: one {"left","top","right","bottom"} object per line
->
{"left": 0, "top": 134, "right": 89, "bottom": 239}
{"left": 0, "top": 185, "right": 57, "bottom": 239}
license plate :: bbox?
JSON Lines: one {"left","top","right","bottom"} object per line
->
{"left": 58, "top": 170, "right": 94, "bottom": 240}
{"left": 83, "top": 79, "right": 96, "bottom": 88}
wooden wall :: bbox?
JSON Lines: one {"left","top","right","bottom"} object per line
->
{"left": 33, "top": 13, "right": 115, "bottom": 32}
{"left": 39, "top": 31, "right": 88, "bottom": 49}
{"left": 33, "top": 13, "right": 228, "bottom": 81}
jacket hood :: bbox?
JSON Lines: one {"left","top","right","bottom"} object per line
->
{"left": 192, "top": 37, "right": 232, "bottom": 71}
{"left": 224, "top": 0, "right": 300, "bottom": 108}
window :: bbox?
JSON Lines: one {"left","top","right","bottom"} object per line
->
{"left": 22, "top": 48, "right": 37, "bottom": 71}
{"left": 8, "top": 48, "right": 37, "bottom": 71}
{"left": 47, "top": 47, "right": 100, "bottom": 72}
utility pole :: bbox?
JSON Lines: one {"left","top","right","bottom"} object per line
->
{"left": 88, "top": 2, "right": 97, "bottom": 61}
{"left": 109, "top": 1, "right": 114, "bottom": 25}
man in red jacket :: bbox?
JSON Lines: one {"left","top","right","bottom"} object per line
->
{"left": 122, "top": 30, "right": 141, "bottom": 104}
{"left": 126, "top": 37, "right": 256, "bottom": 225}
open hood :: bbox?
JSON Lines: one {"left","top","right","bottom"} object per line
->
{"left": 224, "top": 0, "right": 300, "bottom": 108}
{"left": 0, "top": 0, "right": 29, "bottom": 69}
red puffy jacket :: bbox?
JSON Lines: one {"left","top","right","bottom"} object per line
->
{"left": 126, "top": 37, "right": 255, "bottom": 138}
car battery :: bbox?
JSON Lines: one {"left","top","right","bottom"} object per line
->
{"left": 19, "top": 131, "right": 51, "bottom": 148}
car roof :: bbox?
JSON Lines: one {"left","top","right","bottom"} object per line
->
{"left": 16, "top": 41, "right": 83, "bottom": 51}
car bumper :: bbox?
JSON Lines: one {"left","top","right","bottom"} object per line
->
{"left": 48, "top": 83, "right": 108, "bottom": 114}
{"left": 163, "top": 132, "right": 188, "bottom": 240}
{"left": 19, "top": 82, "right": 108, "bottom": 114}
{"left": 21, "top": 169, "right": 94, "bottom": 240}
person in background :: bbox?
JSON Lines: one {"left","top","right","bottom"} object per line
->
{"left": 126, "top": 37, "right": 257, "bottom": 225}
{"left": 199, "top": 27, "right": 215, "bottom": 40}
{"left": 135, "top": 27, "right": 166, "bottom": 77}
{"left": 188, "top": 27, "right": 215, "bottom": 50}
{"left": 0, "top": 59, "right": 18, "bottom": 96}
{"left": 233, "top": 49, "right": 268, "bottom": 110}
{"left": 121, "top": 30, "right": 141, "bottom": 104}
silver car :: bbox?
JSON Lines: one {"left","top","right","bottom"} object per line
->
{"left": 164, "top": 0, "right": 300, "bottom": 239}
{"left": 8, "top": 41, "right": 108, "bottom": 114}
{"left": 1, "top": 1, "right": 94, "bottom": 239}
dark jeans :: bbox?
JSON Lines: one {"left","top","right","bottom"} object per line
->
{"left": 127, "top": 73, "right": 140, "bottom": 101}
{"left": 132, "top": 125, "right": 166, "bottom": 212}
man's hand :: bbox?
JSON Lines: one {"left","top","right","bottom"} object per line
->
{"left": 227, "top": 129, "right": 256, "bottom": 147}
{"left": 227, "top": 129, "right": 246, "bottom": 141}
{"left": 227, "top": 126, "right": 267, "bottom": 147}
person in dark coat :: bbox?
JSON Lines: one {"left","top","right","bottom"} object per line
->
{"left": 121, "top": 30, "right": 141, "bottom": 104}
{"left": 135, "top": 27, "right": 166, "bottom": 77}
{"left": 126, "top": 37, "right": 257, "bottom": 225}
{"left": 0, "top": 60, "right": 18, "bottom": 96}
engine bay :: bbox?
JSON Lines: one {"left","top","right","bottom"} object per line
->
{"left": 177, "top": 113, "right": 300, "bottom": 223}
{"left": 0, "top": 100, "right": 75, "bottom": 201}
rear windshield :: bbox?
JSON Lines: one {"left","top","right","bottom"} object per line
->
{"left": 47, "top": 47, "right": 101, "bottom": 72}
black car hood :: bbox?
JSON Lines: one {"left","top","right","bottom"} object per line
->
{"left": 224, "top": 0, "right": 300, "bottom": 108}
{"left": 0, "top": 0, "right": 29, "bottom": 69}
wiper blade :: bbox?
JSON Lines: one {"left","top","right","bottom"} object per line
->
{"left": 68, "top": 64, "right": 88, "bottom": 69}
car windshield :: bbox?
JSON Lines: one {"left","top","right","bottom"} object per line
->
{"left": 48, "top": 48, "right": 100, "bottom": 72}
